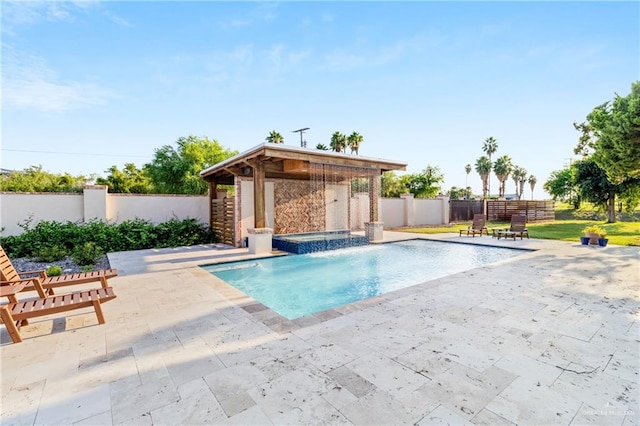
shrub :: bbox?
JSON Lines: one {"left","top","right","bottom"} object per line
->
{"left": 34, "top": 245, "right": 68, "bottom": 262}
{"left": 46, "top": 265, "right": 63, "bottom": 276}
{"left": 72, "top": 242, "right": 104, "bottom": 266}
{"left": 0, "top": 217, "right": 217, "bottom": 259}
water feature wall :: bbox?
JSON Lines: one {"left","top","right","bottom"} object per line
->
{"left": 309, "top": 162, "right": 381, "bottom": 232}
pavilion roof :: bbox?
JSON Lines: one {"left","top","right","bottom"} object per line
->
{"left": 200, "top": 143, "right": 407, "bottom": 184}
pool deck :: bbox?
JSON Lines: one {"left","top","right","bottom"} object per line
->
{"left": 1, "top": 232, "right": 638, "bottom": 425}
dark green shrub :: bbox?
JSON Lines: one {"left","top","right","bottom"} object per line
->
{"left": 46, "top": 265, "right": 63, "bottom": 276}
{"left": 34, "top": 245, "right": 68, "bottom": 262}
{"left": 1, "top": 217, "right": 217, "bottom": 258}
{"left": 72, "top": 242, "right": 104, "bottom": 266}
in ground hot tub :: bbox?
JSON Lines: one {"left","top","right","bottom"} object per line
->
{"left": 272, "top": 230, "right": 369, "bottom": 254}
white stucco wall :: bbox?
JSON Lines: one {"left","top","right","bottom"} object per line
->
{"left": 107, "top": 194, "right": 209, "bottom": 224}
{"left": 0, "top": 192, "right": 84, "bottom": 236}
{"left": 380, "top": 198, "right": 405, "bottom": 227}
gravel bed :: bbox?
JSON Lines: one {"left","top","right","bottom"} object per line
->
{"left": 11, "top": 255, "right": 112, "bottom": 275}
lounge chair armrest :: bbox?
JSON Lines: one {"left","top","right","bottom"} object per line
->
{"left": 17, "top": 269, "right": 48, "bottom": 278}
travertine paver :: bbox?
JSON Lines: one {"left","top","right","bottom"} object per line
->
{"left": 1, "top": 235, "right": 638, "bottom": 425}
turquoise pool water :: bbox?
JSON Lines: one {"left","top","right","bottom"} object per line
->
{"left": 202, "top": 240, "right": 524, "bottom": 320}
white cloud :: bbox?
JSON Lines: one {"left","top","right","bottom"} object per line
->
{"left": 218, "top": 2, "right": 279, "bottom": 28}
{"left": 2, "top": 46, "right": 116, "bottom": 112}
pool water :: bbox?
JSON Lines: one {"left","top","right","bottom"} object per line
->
{"left": 202, "top": 240, "right": 524, "bottom": 320}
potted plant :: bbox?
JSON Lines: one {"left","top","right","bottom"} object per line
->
{"left": 583, "top": 225, "right": 604, "bottom": 245}
{"left": 597, "top": 228, "right": 608, "bottom": 247}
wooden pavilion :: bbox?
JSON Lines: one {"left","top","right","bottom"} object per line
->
{"left": 200, "top": 143, "right": 407, "bottom": 248}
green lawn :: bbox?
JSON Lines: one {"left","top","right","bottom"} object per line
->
{"left": 395, "top": 220, "right": 640, "bottom": 246}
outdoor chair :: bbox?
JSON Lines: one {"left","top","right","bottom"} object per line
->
{"left": 496, "top": 215, "right": 529, "bottom": 240}
{"left": 0, "top": 278, "right": 116, "bottom": 343}
{"left": 459, "top": 214, "right": 489, "bottom": 237}
{"left": 0, "top": 246, "right": 118, "bottom": 296}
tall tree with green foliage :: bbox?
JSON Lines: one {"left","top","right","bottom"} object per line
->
{"left": 528, "top": 175, "right": 537, "bottom": 200}
{"left": 574, "top": 81, "right": 640, "bottom": 183}
{"left": 475, "top": 156, "right": 491, "bottom": 198}
{"left": 265, "top": 131, "right": 284, "bottom": 144}
{"left": 574, "top": 158, "right": 639, "bottom": 222}
{"left": 482, "top": 137, "right": 498, "bottom": 196}
{"left": 0, "top": 166, "right": 93, "bottom": 193}
{"left": 330, "top": 131, "right": 347, "bottom": 153}
{"left": 96, "top": 163, "right": 153, "bottom": 193}
{"left": 316, "top": 143, "right": 329, "bottom": 151}
{"left": 511, "top": 166, "right": 527, "bottom": 200}
{"left": 464, "top": 163, "right": 471, "bottom": 188}
{"left": 493, "top": 155, "right": 512, "bottom": 198}
{"left": 407, "top": 165, "right": 444, "bottom": 198}
{"left": 544, "top": 167, "right": 580, "bottom": 207}
{"left": 145, "top": 135, "right": 238, "bottom": 195}
{"left": 347, "top": 132, "right": 363, "bottom": 155}
{"left": 381, "top": 171, "right": 413, "bottom": 197}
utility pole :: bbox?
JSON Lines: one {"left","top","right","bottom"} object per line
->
{"left": 292, "top": 128, "right": 310, "bottom": 148}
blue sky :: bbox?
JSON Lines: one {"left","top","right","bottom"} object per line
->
{"left": 2, "top": 1, "right": 638, "bottom": 199}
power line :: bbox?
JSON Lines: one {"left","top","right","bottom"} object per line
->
{"left": 1, "top": 148, "right": 149, "bottom": 158}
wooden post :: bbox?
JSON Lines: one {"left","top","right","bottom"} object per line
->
{"left": 252, "top": 161, "right": 266, "bottom": 228}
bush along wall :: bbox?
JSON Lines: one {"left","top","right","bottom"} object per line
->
{"left": 0, "top": 218, "right": 217, "bottom": 261}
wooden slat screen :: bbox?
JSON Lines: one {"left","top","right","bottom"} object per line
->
{"left": 450, "top": 200, "right": 485, "bottom": 222}
{"left": 486, "top": 200, "right": 555, "bottom": 222}
{"left": 211, "top": 197, "right": 235, "bottom": 246}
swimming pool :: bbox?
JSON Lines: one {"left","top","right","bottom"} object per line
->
{"left": 202, "top": 240, "right": 524, "bottom": 320}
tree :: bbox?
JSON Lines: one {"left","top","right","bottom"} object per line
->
{"left": 493, "top": 155, "right": 512, "bottom": 198}
{"left": 574, "top": 81, "right": 640, "bottom": 183}
{"left": 347, "top": 132, "right": 363, "bottom": 155}
{"left": 544, "top": 167, "right": 580, "bottom": 207}
{"left": 528, "top": 175, "right": 537, "bottom": 200}
{"left": 574, "top": 158, "right": 639, "bottom": 222}
{"left": 330, "top": 131, "right": 347, "bottom": 153}
{"left": 407, "top": 165, "right": 444, "bottom": 198}
{"left": 474, "top": 156, "right": 492, "bottom": 198}
{"left": 96, "top": 163, "right": 153, "bottom": 193}
{"left": 511, "top": 166, "right": 527, "bottom": 200}
{"left": 0, "top": 166, "right": 93, "bottom": 193}
{"left": 482, "top": 137, "right": 498, "bottom": 196}
{"left": 265, "top": 131, "right": 284, "bottom": 144}
{"left": 464, "top": 163, "right": 471, "bottom": 188}
{"left": 316, "top": 143, "right": 329, "bottom": 151}
{"left": 448, "top": 186, "right": 468, "bottom": 200}
{"left": 145, "top": 135, "right": 238, "bottom": 195}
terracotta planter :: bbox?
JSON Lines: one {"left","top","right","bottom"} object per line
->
{"left": 585, "top": 232, "right": 599, "bottom": 245}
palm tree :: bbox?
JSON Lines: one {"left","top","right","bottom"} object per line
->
{"left": 330, "top": 131, "right": 347, "bottom": 153}
{"left": 316, "top": 143, "right": 329, "bottom": 151}
{"left": 493, "top": 155, "right": 512, "bottom": 198}
{"left": 464, "top": 164, "right": 471, "bottom": 189}
{"left": 528, "top": 175, "right": 537, "bottom": 200}
{"left": 475, "top": 156, "right": 492, "bottom": 198}
{"left": 265, "top": 131, "right": 284, "bottom": 144}
{"left": 511, "top": 166, "right": 527, "bottom": 200}
{"left": 482, "top": 137, "right": 498, "bottom": 196}
{"left": 347, "top": 132, "right": 363, "bottom": 155}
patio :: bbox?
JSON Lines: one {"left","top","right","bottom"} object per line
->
{"left": 1, "top": 233, "right": 638, "bottom": 425}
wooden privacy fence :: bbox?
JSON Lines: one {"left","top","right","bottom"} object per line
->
{"left": 211, "top": 197, "right": 235, "bottom": 245}
{"left": 450, "top": 200, "right": 485, "bottom": 222}
{"left": 487, "top": 200, "right": 555, "bottom": 222}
